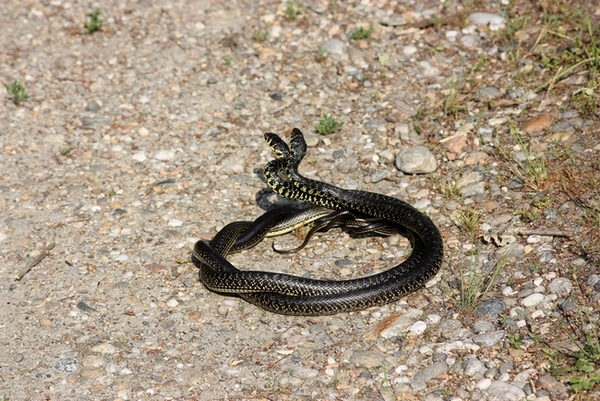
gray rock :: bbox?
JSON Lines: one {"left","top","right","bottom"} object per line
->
{"left": 370, "top": 170, "right": 390, "bottom": 183}
{"left": 349, "top": 349, "right": 385, "bottom": 368}
{"left": 303, "top": 132, "right": 320, "bottom": 147}
{"left": 363, "top": 118, "right": 387, "bottom": 130}
{"left": 496, "top": 243, "right": 525, "bottom": 259}
{"left": 336, "top": 156, "right": 359, "bottom": 174}
{"left": 381, "top": 13, "right": 407, "bottom": 27}
{"left": 473, "top": 330, "right": 505, "bottom": 347}
{"left": 486, "top": 381, "right": 526, "bottom": 401}
{"left": 463, "top": 357, "right": 486, "bottom": 376}
{"left": 475, "top": 299, "right": 505, "bottom": 319}
{"left": 85, "top": 100, "right": 101, "bottom": 112}
{"left": 319, "top": 39, "right": 347, "bottom": 57}
{"left": 472, "top": 320, "right": 495, "bottom": 334}
{"left": 548, "top": 277, "right": 573, "bottom": 296}
{"left": 460, "top": 181, "right": 486, "bottom": 197}
{"left": 477, "top": 87, "right": 503, "bottom": 101}
{"left": 378, "top": 149, "right": 394, "bottom": 162}
{"left": 411, "top": 362, "right": 447, "bottom": 391}
{"left": 456, "top": 171, "right": 481, "bottom": 189}
{"left": 55, "top": 358, "right": 79, "bottom": 373}
{"left": 290, "top": 366, "right": 319, "bottom": 379}
{"left": 587, "top": 274, "right": 600, "bottom": 287}
{"left": 461, "top": 34, "right": 480, "bottom": 48}
{"left": 437, "top": 319, "right": 464, "bottom": 339}
{"left": 395, "top": 146, "right": 437, "bottom": 174}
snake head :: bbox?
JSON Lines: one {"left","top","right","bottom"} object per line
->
{"left": 290, "top": 128, "right": 307, "bottom": 163}
{"left": 264, "top": 132, "right": 290, "bottom": 159}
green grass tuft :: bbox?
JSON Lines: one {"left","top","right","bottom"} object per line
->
{"left": 4, "top": 81, "right": 29, "bottom": 105}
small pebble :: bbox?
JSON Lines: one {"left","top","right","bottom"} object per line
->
{"left": 468, "top": 12, "right": 506, "bottom": 28}
{"left": 548, "top": 277, "right": 573, "bottom": 296}
{"left": 475, "top": 299, "right": 505, "bottom": 319}
{"left": 395, "top": 146, "right": 437, "bottom": 174}
{"left": 521, "top": 293, "right": 544, "bottom": 307}
{"left": 319, "top": 39, "right": 346, "bottom": 57}
{"left": 132, "top": 152, "right": 147, "bottom": 162}
{"left": 91, "top": 343, "right": 117, "bottom": 354}
{"left": 409, "top": 321, "right": 427, "bottom": 335}
{"left": 154, "top": 150, "right": 176, "bottom": 161}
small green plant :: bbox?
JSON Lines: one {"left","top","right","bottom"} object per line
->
{"left": 84, "top": 9, "right": 103, "bottom": 34}
{"left": 533, "top": 196, "right": 552, "bottom": 209}
{"left": 350, "top": 26, "right": 374, "bottom": 40}
{"left": 508, "top": 333, "right": 523, "bottom": 349}
{"left": 515, "top": 207, "right": 540, "bottom": 223}
{"left": 459, "top": 249, "right": 509, "bottom": 311}
{"left": 514, "top": 126, "right": 547, "bottom": 189}
{"left": 316, "top": 114, "right": 343, "bottom": 135}
{"left": 553, "top": 357, "right": 600, "bottom": 393}
{"left": 431, "top": 174, "right": 461, "bottom": 199}
{"left": 377, "top": 52, "right": 390, "bottom": 70}
{"left": 573, "top": 85, "right": 599, "bottom": 117}
{"left": 456, "top": 209, "right": 480, "bottom": 238}
{"left": 443, "top": 79, "right": 464, "bottom": 117}
{"left": 283, "top": 0, "right": 302, "bottom": 21}
{"left": 60, "top": 145, "right": 74, "bottom": 156}
{"left": 443, "top": 181, "right": 460, "bottom": 199}
{"left": 223, "top": 56, "right": 233, "bottom": 66}
{"left": 252, "top": 30, "right": 268, "bottom": 42}
{"left": 3, "top": 81, "right": 29, "bottom": 105}
{"left": 315, "top": 48, "right": 329, "bottom": 62}
{"left": 529, "top": 300, "right": 600, "bottom": 394}
{"left": 500, "top": 124, "right": 548, "bottom": 191}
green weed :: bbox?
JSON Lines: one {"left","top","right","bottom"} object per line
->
{"left": 284, "top": 0, "right": 302, "bottom": 21}
{"left": 443, "top": 78, "right": 464, "bottom": 117}
{"left": 455, "top": 209, "right": 480, "bottom": 239}
{"left": 3, "top": 81, "right": 29, "bottom": 105}
{"left": 442, "top": 180, "right": 460, "bottom": 200}
{"left": 508, "top": 333, "right": 524, "bottom": 349}
{"left": 350, "top": 26, "right": 373, "bottom": 40}
{"left": 84, "top": 9, "right": 103, "bottom": 34}
{"left": 459, "top": 250, "right": 509, "bottom": 311}
{"left": 60, "top": 145, "right": 74, "bottom": 156}
{"left": 252, "top": 30, "right": 268, "bottom": 42}
{"left": 502, "top": 124, "right": 548, "bottom": 191}
{"left": 316, "top": 114, "right": 343, "bottom": 135}
{"left": 315, "top": 48, "right": 329, "bottom": 62}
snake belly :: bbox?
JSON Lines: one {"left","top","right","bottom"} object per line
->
{"left": 193, "top": 128, "right": 444, "bottom": 315}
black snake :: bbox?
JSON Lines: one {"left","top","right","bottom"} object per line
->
{"left": 192, "top": 128, "right": 443, "bottom": 315}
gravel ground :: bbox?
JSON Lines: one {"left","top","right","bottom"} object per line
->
{"left": 1, "top": 0, "right": 600, "bottom": 400}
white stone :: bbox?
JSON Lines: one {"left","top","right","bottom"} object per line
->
{"left": 91, "top": 343, "right": 117, "bottom": 354}
{"left": 409, "top": 321, "right": 427, "bottom": 335}
{"left": 168, "top": 219, "right": 183, "bottom": 227}
{"left": 402, "top": 45, "right": 418, "bottom": 56}
{"left": 468, "top": 12, "right": 506, "bottom": 27}
{"left": 521, "top": 293, "right": 544, "bottom": 307}
{"left": 154, "top": 150, "right": 176, "bottom": 161}
{"left": 132, "top": 152, "right": 147, "bottom": 162}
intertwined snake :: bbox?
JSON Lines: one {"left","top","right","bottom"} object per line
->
{"left": 192, "top": 128, "right": 444, "bottom": 315}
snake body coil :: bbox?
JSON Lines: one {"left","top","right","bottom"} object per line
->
{"left": 193, "top": 128, "right": 444, "bottom": 315}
